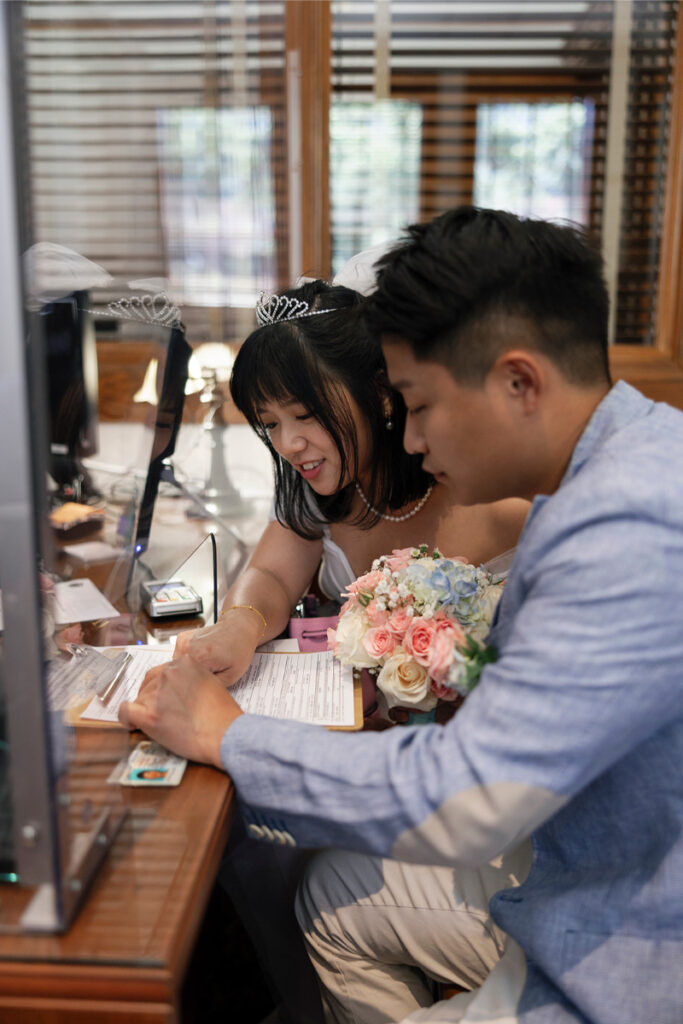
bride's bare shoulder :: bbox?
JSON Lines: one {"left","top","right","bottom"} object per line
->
{"left": 435, "top": 494, "right": 530, "bottom": 562}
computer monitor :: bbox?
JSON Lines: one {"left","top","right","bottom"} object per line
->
{"left": 40, "top": 289, "right": 99, "bottom": 502}
{"left": 119, "top": 322, "right": 190, "bottom": 605}
{"left": 131, "top": 323, "right": 191, "bottom": 560}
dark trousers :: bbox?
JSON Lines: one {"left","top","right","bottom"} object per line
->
{"left": 219, "top": 812, "right": 327, "bottom": 1024}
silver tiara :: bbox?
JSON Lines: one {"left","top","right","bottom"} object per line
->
{"left": 255, "top": 292, "right": 336, "bottom": 326}
{"left": 93, "top": 293, "right": 182, "bottom": 329}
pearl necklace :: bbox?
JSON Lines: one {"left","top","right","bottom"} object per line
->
{"left": 355, "top": 482, "right": 434, "bottom": 522}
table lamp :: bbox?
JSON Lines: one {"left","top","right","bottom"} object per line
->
{"left": 185, "top": 342, "right": 249, "bottom": 518}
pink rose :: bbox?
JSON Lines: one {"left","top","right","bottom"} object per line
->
{"left": 338, "top": 596, "right": 357, "bottom": 617}
{"left": 427, "top": 627, "right": 457, "bottom": 684}
{"left": 332, "top": 605, "right": 380, "bottom": 669}
{"left": 434, "top": 617, "right": 466, "bottom": 641}
{"left": 345, "top": 569, "right": 385, "bottom": 596}
{"left": 326, "top": 627, "right": 337, "bottom": 649}
{"left": 430, "top": 678, "right": 462, "bottom": 702}
{"left": 427, "top": 620, "right": 467, "bottom": 683}
{"left": 385, "top": 548, "right": 415, "bottom": 571}
{"left": 403, "top": 616, "right": 437, "bottom": 666}
{"left": 387, "top": 605, "right": 414, "bottom": 640}
{"left": 366, "top": 599, "right": 389, "bottom": 626}
{"left": 363, "top": 626, "right": 396, "bottom": 660}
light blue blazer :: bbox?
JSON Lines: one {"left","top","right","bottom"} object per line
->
{"left": 223, "top": 381, "right": 683, "bottom": 1023}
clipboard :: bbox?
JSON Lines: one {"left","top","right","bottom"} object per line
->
{"left": 327, "top": 669, "right": 363, "bottom": 731}
{"left": 69, "top": 647, "right": 363, "bottom": 732}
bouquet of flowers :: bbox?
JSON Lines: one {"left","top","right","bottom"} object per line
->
{"left": 328, "top": 545, "right": 503, "bottom": 715}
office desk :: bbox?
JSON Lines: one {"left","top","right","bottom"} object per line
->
{"left": 0, "top": 735, "right": 235, "bottom": 1023}
{"left": 0, "top": 415, "right": 274, "bottom": 1018}
{"left": 0, "top": 492, "right": 250, "bottom": 1021}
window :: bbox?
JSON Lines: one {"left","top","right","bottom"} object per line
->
{"left": 473, "top": 100, "right": 593, "bottom": 225}
{"left": 23, "top": 0, "right": 290, "bottom": 342}
{"left": 330, "top": 99, "right": 421, "bottom": 272}
{"left": 330, "top": 0, "right": 680, "bottom": 346}
{"left": 158, "top": 106, "right": 277, "bottom": 309}
{"left": 19, "top": 1, "right": 683, "bottom": 404}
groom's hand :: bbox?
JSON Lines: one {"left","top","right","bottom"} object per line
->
{"left": 119, "top": 654, "right": 243, "bottom": 769}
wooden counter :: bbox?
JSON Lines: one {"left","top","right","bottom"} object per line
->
{"left": 0, "top": 744, "right": 235, "bottom": 1023}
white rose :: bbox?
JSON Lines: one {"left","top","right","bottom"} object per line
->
{"left": 333, "top": 605, "right": 381, "bottom": 669}
{"left": 376, "top": 649, "right": 437, "bottom": 711}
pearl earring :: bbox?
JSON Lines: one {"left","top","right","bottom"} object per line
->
{"left": 385, "top": 417, "right": 394, "bottom": 431}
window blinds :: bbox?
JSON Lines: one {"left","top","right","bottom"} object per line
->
{"left": 331, "top": 0, "right": 679, "bottom": 345}
{"left": 23, "top": 0, "right": 289, "bottom": 341}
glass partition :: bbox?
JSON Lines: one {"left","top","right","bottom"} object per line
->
{"left": 0, "top": 1, "right": 127, "bottom": 931}
{"left": 0, "top": 2, "right": 273, "bottom": 934}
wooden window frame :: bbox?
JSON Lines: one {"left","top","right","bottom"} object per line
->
{"left": 285, "top": 0, "right": 331, "bottom": 280}
{"left": 294, "top": 2, "right": 683, "bottom": 409}
{"left": 611, "top": 8, "right": 683, "bottom": 408}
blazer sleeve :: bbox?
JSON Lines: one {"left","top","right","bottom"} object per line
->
{"left": 221, "top": 504, "right": 683, "bottom": 866}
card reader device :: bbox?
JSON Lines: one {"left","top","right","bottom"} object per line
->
{"left": 140, "top": 580, "right": 203, "bottom": 619}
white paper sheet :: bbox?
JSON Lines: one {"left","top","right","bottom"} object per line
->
{"left": 47, "top": 645, "right": 132, "bottom": 711}
{"left": 54, "top": 578, "right": 119, "bottom": 624}
{"left": 257, "top": 638, "right": 300, "bottom": 653}
{"left": 62, "top": 540, "right": 121, "bottom": 563}
{"left": 80, "top": 646, "right": 173, "bottom": 722}
{"left": 80, "top": 647, "right": 354, "bottom": 728}
{"left": 230, "top": 652, "right": 355, "bottom": 727}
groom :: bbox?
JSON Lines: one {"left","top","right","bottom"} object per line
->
{"left": 121, "top": 207, "right": 683, "bottom": 1024}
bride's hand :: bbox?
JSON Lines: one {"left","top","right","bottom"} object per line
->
{"left": 174, "top": 617, "right": 259, "bottom": 688}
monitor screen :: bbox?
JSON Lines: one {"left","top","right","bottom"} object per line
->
{"left": 40, "top": 290, "right": 99, "bottom": 502}
{"left": 132, "top": 323, "right": 191, "bottom": 560}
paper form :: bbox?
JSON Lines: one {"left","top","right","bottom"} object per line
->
{"left": 80, "top": 647, "right": 173, "bottom": 722}
{"left": 257, "top": 638, "right": 299, "bottom": 653}
{"left": 230, "top": 652, "right": 355, "bottom": 727}
{"left": 54, "top": 578, "right": 119, "bottom": 624}
{"left": 79, "top": 648, "right": 355, "bottom": 728}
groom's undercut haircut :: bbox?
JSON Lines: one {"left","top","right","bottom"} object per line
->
{"left": 365, "top": 206, "right": 612, "bottom": 387}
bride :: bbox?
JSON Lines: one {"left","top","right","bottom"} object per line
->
{"left": 171, "top": 274, "right": 529, "bottom": 1024}
{"left": 174, "top": 277, "right": 528, "bottom": 686}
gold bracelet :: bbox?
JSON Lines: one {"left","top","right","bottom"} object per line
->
{"left": 220, "top": 603, "right": 267, "bottom": 638}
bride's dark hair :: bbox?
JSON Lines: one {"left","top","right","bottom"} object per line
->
{"left": 230, "top": 279, "right": 432, "bottom": 539}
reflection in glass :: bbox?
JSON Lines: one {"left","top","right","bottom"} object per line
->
{"left": 157, "top": 107, "right": 277, "bottom": 308}
{"left": 41, "top": 290, "right": 100, "bottom": 504}
{"left": 330, "top": 100, "right": 422, "bottom": 273}
{"left": 474, "top": 102, "right": 593, "bottom": 226}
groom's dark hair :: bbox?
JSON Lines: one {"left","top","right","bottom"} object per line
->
{"left": 365, "top": 206, "right": 611, "bottom": 387}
